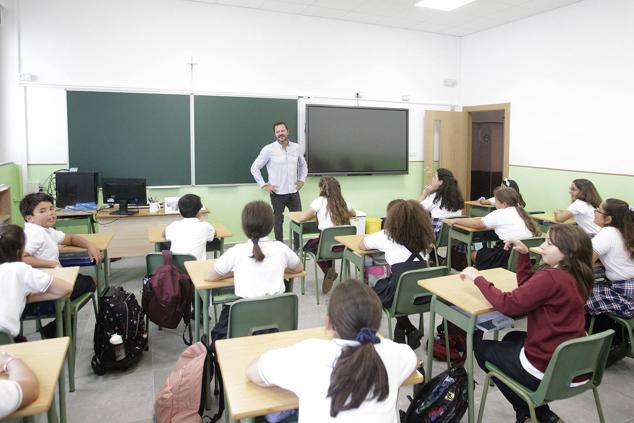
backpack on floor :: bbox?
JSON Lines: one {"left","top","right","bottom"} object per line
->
{"left": 91, "top": 286, "right": 148, "bottom": 375}
{"left": 142, "top": 250, "right": 194, "bottom": 333}
{"left": 154, "top": 336, "right": 224, "bottom": 423}
{"left": 401, "top": 366, "right": 469, "bottom": 423}
{"left": 429, "top": 321, "right": 467, "bottom": 365}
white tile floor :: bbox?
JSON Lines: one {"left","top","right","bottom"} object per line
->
{"left": 22, "top": 255, "right": 634, "bottom": 423}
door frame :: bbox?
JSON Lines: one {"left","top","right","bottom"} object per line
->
{"left": 423, "top": 103, "right": 510, "bottom": 199}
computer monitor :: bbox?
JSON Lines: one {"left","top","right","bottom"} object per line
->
{"left": 102, "top": 178, "right": 147, "bottom": 215}
{"left": 55, "top": 171, "right": 99, "bottom": 209}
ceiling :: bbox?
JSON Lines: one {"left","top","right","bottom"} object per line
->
{"left": 187, "top": 0, "right": 584, "bottom": 36}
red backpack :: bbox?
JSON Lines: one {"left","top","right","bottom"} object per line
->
{"left": 142, "top": 250, "right": 193, "bottom": 333}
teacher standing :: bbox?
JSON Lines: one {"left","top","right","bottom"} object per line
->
{"left": 250, "top": 121, "right": 308, "bottom": 246}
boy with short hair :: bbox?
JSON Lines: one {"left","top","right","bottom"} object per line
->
{"left": 164, "top": 194, "right": 215, "bottom": 260}
{"left": 19, "top": 193, "right": 99, "bottom": 337}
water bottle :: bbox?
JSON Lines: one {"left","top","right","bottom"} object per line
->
{"left": 109, "top": 334, "right": 126, "bottom": 361}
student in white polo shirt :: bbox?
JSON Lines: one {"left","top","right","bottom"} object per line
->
{"left": 205, "top": 201, "right": 303, "bottom": 341}
{"left": 448, "top": 187, "right": 539, "bottom": 270}
{"left": 0, "top": 224, "right": 72, "bottom": 339}
{"left": 164, "top": 194, "right": 215, "bottom": 260}
{"left": 247, "top": 280, "right": 417, "bottom": 423}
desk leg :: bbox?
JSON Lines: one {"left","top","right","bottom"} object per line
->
{"left": 194, "top": 291, "right": 201, "bottom": 341}
{"left": 103, "top": 250, "right": 110, "bottom": 291}
{"left": 427, "top": 297, "right": 478, "bottom": 423}
{"left": 466, "top": 315, "right": 477, "bottom": 423}
{"left": 201, "top": 289, "right": 212, "bottom": 410}
{"left": 64, "top": 298, "right": 75, "bottom": 393}
{"left": 425, "top": 296, "right": 436, "bottom": 380}
{"left": 55, "top": 299, "right": 67, "bottom": 423}
{"left": 47, "top": 401, "right": 59, "bottom": 423}
{"left": 447, "top": 229, "right": 454, "bottom": 270}
{"left": 202, "top": 290, "right": 210, "bottom": 342}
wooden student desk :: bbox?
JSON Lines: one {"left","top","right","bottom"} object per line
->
{"left": 531, "top": 213, "right": 576, "bottom": 233}
{"left": 59, "top": 232, "right": 114, "bottom": 296}
{"left": 94, "top": 207, "right": 209, "bottom": 258}
{"left": 285, "top": 211, "right": 318, "bottom": 256}
{"left": 147, "top": 222, "right": 233, "bottom": 257}
{"left": 183, "top": 259, "right": 306, "bottom": 343}
{"left": 334, "top": 234, "right": 381, "bottom": 280}
{"left": 56, "top": 209, "right": 97, "bottom": 233}
{"left": 464, "top": 200, "right": 495, "bottom": 217}
{"left": 1, "top": 337, "right": 70, "bottom": 423}
{"left": 25, "top": 266, "right": 79, "bottom": 423}
{"left": 419, "top": 267, "right": 518, "bottom": 423}
{"left": 215, "top": 326, "right": 424, "bottom": 421}
{"left": 442, "top": 219, "right": 498, "bottom": 270}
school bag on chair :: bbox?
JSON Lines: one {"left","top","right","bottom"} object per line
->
{"left": 142, "top": 250, "right": 194, "bottom": 343}
{"left": 91, "top": 286, "right": 148, "bottom": 375}
{"left": 154, "top": 336, "right": 224, "bottom": 423}
{"left": 401, "top": 366, "right": 469, "bottom": 423}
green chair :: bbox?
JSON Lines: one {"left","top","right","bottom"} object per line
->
{"left": 506, "top": 236, "right": 545, "bottom": 273}
{"left": 145, "top": 252, "right": 197, "bottom": 331}
{"left": 431, "top": 220, "right": 452, "bottom": 266}
{"left": 477, "top": 330, "right": 615, "bottom": 423}
{"left": 227, "top": 293, "right": 299, "bottom": 339}
{"left": 589, "top": 314, "right": 634, "bottom": 358}
{"left": 383, "top": 266, "right": 450, "bottom": 339}
{"left": 0, "top": 330, "right": 13, "bottom": 344}
{"left": 68, "top": 291, "right": 97, "bottom": 392}
{"left": 223, "top": 293, "right": 299, "bottom": 423}
{"left": 23, "top": 293, "right": 91, "bottom": 393}
{"left": 302, "top": 225, "right": 356, "bottom": 305}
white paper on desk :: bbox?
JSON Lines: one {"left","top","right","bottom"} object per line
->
{"left": 449, "top": 306, "right": 514, "bottom": 332}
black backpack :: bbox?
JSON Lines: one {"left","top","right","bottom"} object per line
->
{"left": 401, "top": 366, "right": 469, "bottom": 423}
{"left": 91, "top": 286, "right": 148, "bottom": 375}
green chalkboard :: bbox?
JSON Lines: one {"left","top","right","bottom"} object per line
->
{"left": 67, "top": 91, "right": 191, "bottom": 186}
{"left": 194, "top": 96, "right": 298, "bottom": 184}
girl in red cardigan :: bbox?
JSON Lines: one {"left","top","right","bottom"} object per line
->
{"left": 460, "top": 224, "right": 594, "bottom": 423}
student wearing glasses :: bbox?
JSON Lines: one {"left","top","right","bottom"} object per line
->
{"left": 585, "top": 199, "right": 634, "bottom": 366}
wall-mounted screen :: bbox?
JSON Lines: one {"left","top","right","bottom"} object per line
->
{"left": 306, "top": 105, "right": 408, "bottom": 175}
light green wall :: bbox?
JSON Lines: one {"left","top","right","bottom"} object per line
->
{"left": 0, "top": 162, "right": 23, "bottom": 226}
{"left": 26, "top": 163, "right": 425, "bottom": 242}
{"left": 24, "top": 163, "right": 633, "bottom": 242}
{"left": 509, "top": 166, "right": 634, "bottom": 213}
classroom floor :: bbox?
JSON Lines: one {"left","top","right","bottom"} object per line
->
{"left": 22, "top": 254, "right": 634, "bottom": 423}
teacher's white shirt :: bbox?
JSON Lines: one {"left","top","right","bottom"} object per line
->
{"left": 250, "top": 141, "right": 308, "bottom": 195}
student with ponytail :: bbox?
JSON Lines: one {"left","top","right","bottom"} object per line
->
{"left": 448, "top": 187, "right": 539, "bottom": 269}
{"left": 585, "top": 199, "right": 634, "bottom": 365}
{"left": 298, "top": 176, "right": 355, "bottom": 294}
{"left": 206, "top": 201, "right": 303, "bottom": 341}
{"left": 247, "top": 279, "right": 417, "bottom": 422}
{"left": 479, "top": 178, "right": 526, "bottom": 208}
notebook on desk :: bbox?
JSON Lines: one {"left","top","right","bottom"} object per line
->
{"left": 59, "top": 252, "right": 95, "bottom": 267}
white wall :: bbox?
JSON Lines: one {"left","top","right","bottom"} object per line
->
{"left": 460, "top": 0, "right": 634, "bottom": 175}
{"left": 0, "top": 0, "right": 26, "bottom": 165}
{"left": 14, "top": 0, "right": 461, "bottom": 164}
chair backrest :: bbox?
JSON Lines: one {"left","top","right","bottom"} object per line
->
{"left": 227, "top": 293, "right": 299, "bottom": 339}
{"left": 389, "top": 266, "right": 450, "bottom": 316}
{"left": 146, "top": 252, "right": 196, "bottom": 274}
{"left": 507, "top": 237, "right": 545, "bottom": 272}
{"left": 536, "top": 329, "right": 614, "bottom": 404}
{"left": 0, "top": 330, "right": 13, "bottom": 345}
{"left": 316, "top": 225, "right": 357, "bottom": 260}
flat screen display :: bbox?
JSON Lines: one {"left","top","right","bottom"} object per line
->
{"left": 55, "top": 171, "right": 99, "bottom": 208}
{"left": 102, "top": 178, "right": 147, "bottom": 205}
{"left": 306, "top": 105, "right": 408, "bottom": 175}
